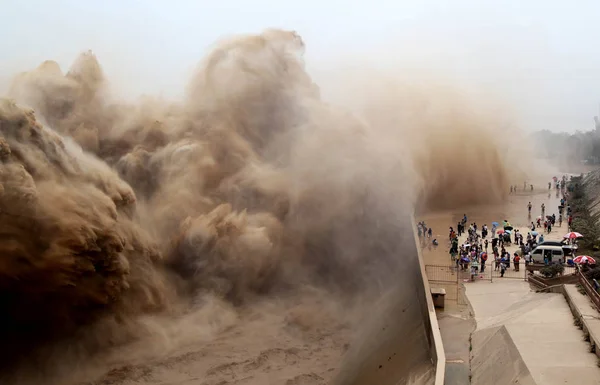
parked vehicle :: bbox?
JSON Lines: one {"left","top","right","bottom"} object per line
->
{"left": 536, "top": 240, "right": 577, "bottom": 257}
{"left": 530, "top": 245, "right": 565, "bottom": 264}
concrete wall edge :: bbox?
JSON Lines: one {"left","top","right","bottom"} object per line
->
{"left": 411, "top": 215, "right": 446, "bottom": 385}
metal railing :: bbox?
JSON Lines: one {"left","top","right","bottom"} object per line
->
{"left": 424, "top": 264, "right": 469, "bottom": 304}
{"left": 425, "top": 264, "right": 458, "bottom": 283}
{"left": 576, "top": 266, "right": 600, "bottom": 311}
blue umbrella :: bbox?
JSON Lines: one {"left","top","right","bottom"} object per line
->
{"left": 505, "top": 229, "right": 512, "bottom": 234}
{"left": 531, "top": 231, "right": 539, "bottom": 236}
{"left": 492, "top": 222, "right": 499, "bottom": 226}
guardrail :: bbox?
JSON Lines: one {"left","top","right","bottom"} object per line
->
{"left": 576, "top": 266, "right": 600, "bottom": 311}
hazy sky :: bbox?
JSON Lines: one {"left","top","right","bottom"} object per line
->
{"left": 2, "top": 0, "right": 600, "bottom": 133}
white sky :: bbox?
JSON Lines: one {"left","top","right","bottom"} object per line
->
{"left": 2, "top": 0, "right": 600, "bottom": 132}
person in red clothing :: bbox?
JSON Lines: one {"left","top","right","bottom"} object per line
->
{"left": 481, "top": 251, "right": 488, "bottom": 273}
{"left": 514, "top": 252, "right": 520, "bottom": 271}
{"left": 568, "top": 215, "right": 573, "bottom": 230}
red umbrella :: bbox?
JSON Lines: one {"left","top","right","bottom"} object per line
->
{"left": 497, "top": 229, "right": 505, "bottom": 234}
{"left": 573, "top": 256, "right": 596, "bottom": 264}
{"left": 563, "top": 232, "right": 583, "bottom": 239}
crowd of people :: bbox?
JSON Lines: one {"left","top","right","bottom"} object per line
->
{"left": 435, "top": 175, "right": 576, "bottom": 279}
{"left": 448, "top": 218, "right": 525, "bottom": 278}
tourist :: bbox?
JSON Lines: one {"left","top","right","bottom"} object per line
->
{"left": 481, "top": 251, "right": 488, "bottom": 272}
{"left": 500, "top": 256, "right": 507, "bottom": 277}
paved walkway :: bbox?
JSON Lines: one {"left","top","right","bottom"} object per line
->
{"left": 564, "top": 284, "right": 600, "bottom": 359}
{"left": 436, "top": 310, "right": 474, "bottom": 385}
{"left": 466, "top": 280, "right": 600, "bottom": 385}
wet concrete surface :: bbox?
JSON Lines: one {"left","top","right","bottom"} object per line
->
{"left": 436, "top": 311, "right": 474, "bottom": 385}
{"left": 419, "top": 185, "right": 566, "bottom": 266}
{"left": 467, "top": 280, "right": 600, "bottom": 385}
{"left": 333, "top": 218, "right": 442, "bottom": 385}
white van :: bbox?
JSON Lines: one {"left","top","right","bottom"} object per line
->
{"left": 530, "top": 245, "right": 565, "bottom": 264}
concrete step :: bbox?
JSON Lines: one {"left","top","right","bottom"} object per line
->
{"left": 564, "top": 284, "right": 600, "bottom": 361}
{"left": 467, "top": 281, "right": 600, "bottom": 385}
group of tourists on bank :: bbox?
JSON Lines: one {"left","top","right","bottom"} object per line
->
{"left": 444, "top": 175, "right": 579, "bottom": 279}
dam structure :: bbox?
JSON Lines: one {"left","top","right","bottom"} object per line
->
{"left": 332, "top": 218, "right": 445, "bottom": 385}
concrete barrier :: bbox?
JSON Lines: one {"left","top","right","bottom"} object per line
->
{"left": 577, "top": 268, "right": 600, "bottom": 311}
{"left": 332, "top": 217, "right": 444, "bottom": 385}
{"left": 470, "top": 326, "right": 536, "bottom": 385}
{"left": 563, "top": 285, "right": 600, "bottom": 360}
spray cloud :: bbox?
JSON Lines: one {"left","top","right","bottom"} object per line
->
{"left": 0, "top": 28, "right": 525, "bottom": 384}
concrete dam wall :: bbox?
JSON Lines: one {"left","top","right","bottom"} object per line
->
{"left": 332, "top": 218, "right": 445, "bottom": 385}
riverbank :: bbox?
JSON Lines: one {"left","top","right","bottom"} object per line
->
{"left": 421, "top": 170, "right": 600, "bottom": 384}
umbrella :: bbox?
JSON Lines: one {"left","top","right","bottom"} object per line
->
{"left": 531, "top": 231, "right": 539, "bottom": 236}
{"left": 492, "top": 222, "right": 499, "bottom": 226}
{"left": 563, "top": 232, "right": 583, "bottom": 239}
{"left": 504, "top": 225, "right": 514, "bottom": 231}
{"left": 573, "top": 256, "right": 596, "bottom": 264}
{"left": 504, "top": 229, "right": 512, "bottom": 234}
{"left": 497, "top": 229, "right": 505, "bottom": 234}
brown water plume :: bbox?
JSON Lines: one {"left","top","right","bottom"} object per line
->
{"left": 314, "top": 72, "right": 531, "bottom": 212}
{"left": 1, "top": 28, "right": 528, "bottom": 383}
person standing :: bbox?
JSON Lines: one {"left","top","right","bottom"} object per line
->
{"left": 481, "top": 251, "right": 488, "bottom": 272}
{"left": 500, "top": 256, "right": 507, "bottom": 277}
{"left": 541, "top": 203, "right": 545, "bottom": 216}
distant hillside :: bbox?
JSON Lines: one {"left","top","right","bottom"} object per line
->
{"left": 531, "top": 118, "right": 600, "bottom": 165}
